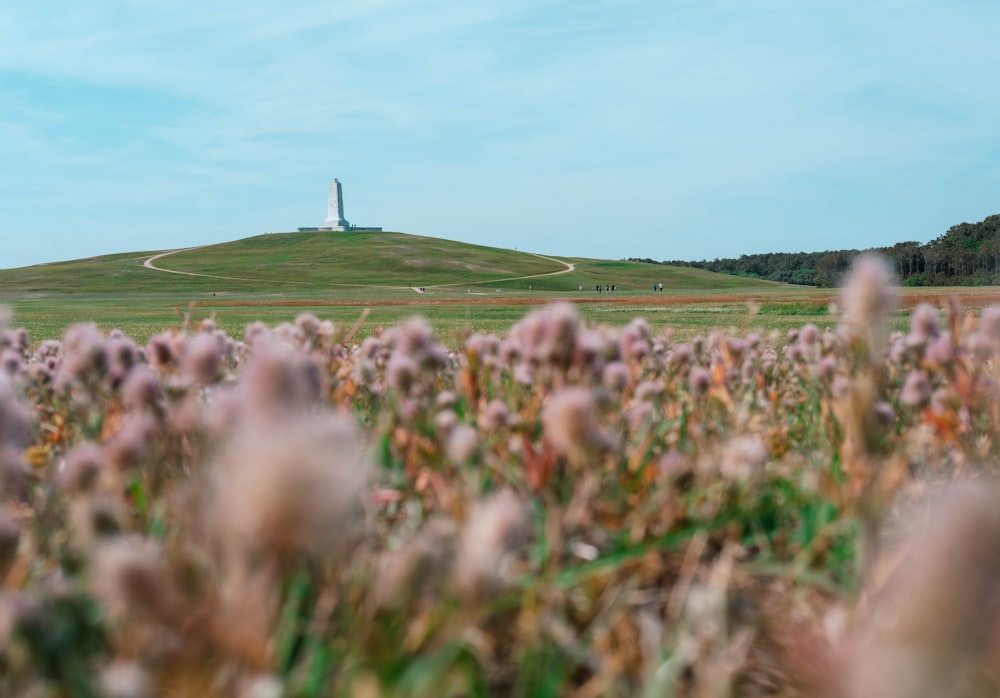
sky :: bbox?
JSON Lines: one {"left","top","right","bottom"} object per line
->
{"left": 1, "top": 0, "right": 999, "bottom": 269}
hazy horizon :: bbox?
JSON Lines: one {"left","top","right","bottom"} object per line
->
{"left": 2, "top": 1, "right": 999, "bottom": 269}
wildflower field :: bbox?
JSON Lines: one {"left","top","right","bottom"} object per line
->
{"left": 3, "top": 254, "right": 1000, "bottom": 697}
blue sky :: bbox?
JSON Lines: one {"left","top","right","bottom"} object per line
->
{"left": 2, "top": 0, "right": 999, "bottom": 269}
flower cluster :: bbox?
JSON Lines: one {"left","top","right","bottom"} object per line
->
{"left": 2, "top": 259, "right": 1000, "bottom": 696}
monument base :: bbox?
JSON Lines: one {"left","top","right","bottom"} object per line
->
{"left": 320, "top": 216, "right": 350, "bottom": 231}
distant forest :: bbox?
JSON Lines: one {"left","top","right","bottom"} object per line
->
{"left": 633, "top": 213, "right": 1000, "bottom": 288}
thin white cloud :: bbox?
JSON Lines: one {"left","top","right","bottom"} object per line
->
{"left": 1, "top": 0, "right": 999, "bottom": 267}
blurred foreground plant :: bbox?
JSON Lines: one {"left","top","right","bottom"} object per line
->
{"left": 3, "top": 269, "right": 1000, "bottom": 696}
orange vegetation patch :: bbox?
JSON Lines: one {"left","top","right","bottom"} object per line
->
{"left": 193, "top": 288, "right": 1000, "bottom": 311}
{"left": 900, "top": 289, "right": 1000, "bottom": 307}
{"left": 198, "top": 294, "right": 807, "bottom": 310}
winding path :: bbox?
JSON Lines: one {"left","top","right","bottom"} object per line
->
{"left": 422, "top": 252, "right": 576, "bottom": 290}
{"left": 509, "top": 252, "right": 576, "bottom": 280}
{"left": 143, "top": 248, "right": 249, "bottom": 281}
{"left": 142, "top": 247, "right": 576, "bottom": 292}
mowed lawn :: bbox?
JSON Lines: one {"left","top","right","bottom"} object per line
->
{"left": 3, "top": 230, "right": 999, "bottom": 343}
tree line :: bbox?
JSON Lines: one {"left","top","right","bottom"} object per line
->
{"left": 631, "top": 213, "right": 1000, "bottom": 287}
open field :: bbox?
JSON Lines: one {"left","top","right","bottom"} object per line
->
{"left": 4, "top": 237, "right": 1000, "bottom": 694}
{"left": 5, "top": 230, "right": 1000, "bottom": 344}
{"left": 5, "top": 275, "right": 1000, "bottom": 347}
{"left": 0, "top": 230, "right": 790, "bottom": 341}
{"left": 4, "top": 252, "right": 1000, "bottom": 695}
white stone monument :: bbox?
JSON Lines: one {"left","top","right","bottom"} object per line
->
{"left": 319, "top": 179, "right": 350, "bottom": 231}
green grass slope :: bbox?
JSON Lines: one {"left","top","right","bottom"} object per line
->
{"left": 491, "top": 258, "right": 785, "bottom": 294}
{"left": 0, "top": 230, "right": 782, "bottom": 297}
{"left": 155, "top": 231, "right": 566, "bottom": 288}
{"left": 0, "top": 230, "right": 799, "bottom": 342}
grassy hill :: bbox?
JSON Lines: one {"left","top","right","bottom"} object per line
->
{"left": 0, "top": 230, "right": 781, "bottom": 296}
{"left": 0, "top": 230, "right": 795, "bottom": 341}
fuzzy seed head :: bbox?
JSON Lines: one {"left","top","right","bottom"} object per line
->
{"left": 849, "top": 481, "right": 1000, "bottom": 698}
{"left": 619, "top": 317, "right": 651, "bottom": 361}
{"left": 105, "top": 335, "right": 138, "bottom": 389}
{"left": 543, "top": 387, "right": 610, "bottom": 462}
{"left": 688, "top": 366, "right": 712, "bottom": 394}
{"left": 909, "top": 303, "right": 941, "bottom": 343}
{"left": 373, "top": 518, "right": 457, "bottom": 611}
{"left": 99, "top": 662, "right": 153, "bottom": 698}
{"left": 602, "top": 361, "right": 629, "bottom": 393}
{"left": 107, "top": 414, "right": 159, "bottom": 471}
{"left": 182, "top": 332, "right": 225, "bottom": 384}
{"left": 670, "top": 342, "right": 695, "bottom": 367}
{"left": 57, "top": 323, "right": 109, "bottom": 387}
{"left": 89, "top": 536, "right": 169, "bottom": 626}
{"left": 435, "top": 390, "right": 457, "bottom": 409}
{"left": 0, "top": 509, "right": 21, "bottom": 577}
{"left": 981, "top": 306, "right": 1000, "bottom": 342}
{"left": 455, "top": 491, "right": 530, "bottom": 598}
{"left": 924, "top": 332, "right": 955, "bottom": 367}
{"left": 445, "top": 424, "right": 479, "bottom": 465}
{"left": 209, "top": 412, "right": 370, "bottom": 562}
{"left": 0, "top": 349, "right": 22, "bottom": 377}
{"left": 122, "top": 366, "right": 164, "bottom": 413}
{"left": 385, "top": 353, "right": 419, "bottom": 394}
{"left": 0, "top": 375, "right": 31, "bottom": 450}
{"left": 145, "top": 332, "right": 177, "bottom": 370}
{"left": 817, "top": 356, "right": 837, "bottom": 380}
{"left": 0, "top": 447, "right": 28, "bottom": 502}
{"left": 719, "top": 436, "right": 769, "bottom": 483}
{"left": 59, "top": 442, "right": 106, "bottom": 493}
{"left": 900, "top": 370, "right": 932, "bottom": 408}
{"left": 478, "top": 399, "right": 511, "bottom": 431}
{"left": 510, "top": 303, "right": 580, "bottom": 366}
{"left": 635, "top": 379, "right": 665, "bottom": 403}
{"left": 241, "top": 341, "right": 326, "bottom": 413}
{"left": 799, "top": 324, "right": 820, "bottom": 347}
{"left": 434, "top": 409, "right": 458, "bottom": 434}
{"left": 840, "top": 254, "right": 899, "bottom": 358}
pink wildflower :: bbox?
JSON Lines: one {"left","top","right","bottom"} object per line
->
{"left": 0, "top": 446, "right": 27, "bottom": 502}
{"left": 59, "top": 442, "right": 106, "bottom": 493}
{"left": 542, "top": 387, "right": 615, "bottom": 463}
{"left": 0, "top": 509, "right": 20, "bottom": 579}
{"left": 240, "top": 341, "right": 326, "bottom": 412}
{"left": 145, "top": 332, "right": 177, "bottom": 370}
{"left": 106, "top": 414, "right": 159, "bottom": 471}
{"left": 981, "top": 306, "right": 1000, "bottom": 341}
{"left": 719, "top": 436, "right": 769, "bottom": 483}
{"left": 900, "top": 370, "right": 931, "bottom": 408}
{"left": 479, "top": 399, "right": 511, "bottom": 431}
{"left": 57, "top": 323, "right": 108, "bottom": 387}
{"left": 688, "top": 366, "right": 712, "bottom": 394}
{"left": 209, "top": 412, "right": 370, "bottom": 562}
{"left": 122, "top": 366, "right": 164, "bottom": 414}
{"left": 839, "top": 254, "right": 899, "bottom": 358}
{"left": 909, "top": 303, "right": 940, "bottom": 343}
{"left": 602, "top": 361, "right": 629, "bottom": 393}
{"left": 181, "top": 332, "right": 225, "bottom": 384}
{"left": 0, "top": 375, "right": 31, "bottom": 449}
{"left": 445, "top": 424, "right": 479, "bottom": 465}
{"left": 924, "top": 333, "right": 955, "bottom": 367}
{"left": 619, "top": 318, "right": 651, "bottom": 361}
{"left": 799, "top": 324, "right": 820, "bottom": 347}
{"left": 454, "top": 491, "right": 530, "bottom": 598}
